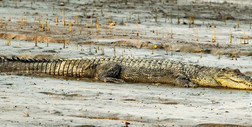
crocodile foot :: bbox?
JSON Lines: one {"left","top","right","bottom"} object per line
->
{"left": 174, "top": 76, "right": 198, "bottom": 88}
{"left": 97, "top": 62, "right": 125, "bottom": 84}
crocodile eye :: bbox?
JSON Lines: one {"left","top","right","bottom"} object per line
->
{"left": 232, "top": 69, "right": 241, "bottom": 73}
{"left": 221, "top": 68, "right": 227, "bottom": 71}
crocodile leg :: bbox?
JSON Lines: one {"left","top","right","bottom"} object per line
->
{"left": 174, "top": 76, "right": 198, "bottom": 88}
{"left": 97, "top": 62, "right": 125, "bottom": 83}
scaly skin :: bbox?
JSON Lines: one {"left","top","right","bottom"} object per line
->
{"left": 0, "top": 56, "right": 251, "bottom": 90}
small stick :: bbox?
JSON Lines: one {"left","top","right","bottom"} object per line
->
{"left": 101, "top": 8, "right": 104, "bottom": 16}
{"left": 62, "top": 10, "right": 65, "bottom": 26}
{"left": 165, "top": 48, "right": 168, "bottom": 55}
{"left": 177, "top": 16, "right": 180, "bottom": 24}
{"left": 200, "top": 50, "right": 203, "bottom": 58}
{"left": 89, "top": 44, "right": 91, "bottom": 52}
{"left": 79, "top": 27, "right": 82, "bottom": 34}
{"left": 7, "top": 37, "right": 11, "bottom": 46}
{"left": 96, "top": 14, "right": 100, "bottom": 34}
{"left": 237, "top": 20, "right": 240, "bottom": 28}
{"left": 235, "top": 49, "right": 237, "bottom": 60}
{"left": 56, "top": 14, "right": 58, "bottom": 25}
{"left": 231, "top": 49, "right": 233, "bottom": 60}
{"left": 250, "top": 21, "right": 252, "bottom": 29}
{"left": 69, "top": 19, "right": 72, "bottom": 33}
{"left": 170, "top": 15, "right": 172, "bottom": 24}
{"left": 76, "top": 12, "right": 78, "bottom": 25}
{"left": 109, "top": 23, "right": 112, "bottom": 35}
{"left": 170, "top": 24, "right": 173, "bottom": 39}
{"left": 63, "top": 36, "right": 66, "bottom": 49}
{"left": 243, "top": 30, "right": 246, "bottom": 44}
{"left": 101, "top": 47, "right": 104, "bottom": 55}
{"left": 164, "top": 13, "right": 167, "bottom": 23}
{"left": 126, "top": 17, "right": 128, "bottom": 26}
{"left": 136, "top": 22, "right": 139, "bottom": 37}
{"left": 155, "top": 9, "right": 157, "bottom": 23}
{"left": 122, "top": 46, "right": 125, "bottom": 56}
{"left": 15, "top": 0, "right": 17, "bottom": 8}
{"left": 90, "top": 15, "right": 93, "bottom": 26}
{"left": 24, "top": 10, "right": 27, "bottom": 23}
{"left": 196, "top": 25, "right": 198, "bottom": 41}
{"left": 95, "top": 47, "right": 97, "bottom": 53}
{"left": 212, "top": 27, "right": 216, "bottom": 43}
{"left": 38, "top": 13, "right": 41, "bottom": 24}
{"left": 45, "top": 13, "right": 48, "bottom": 26}
{"left": 218, "top": 49, "right": 220, "bottom": 59}
{"left": 30, "top": 0, "right": 33, "bottom": 9}
{"left": 113, "top": 43, "right": 116, "bottom": 56}
{"left": 230, "top": 29, "right": 232, "bottom": 44}
{"left": 35, "top": 35, "right": 38, "bottom": 47}
{"left": 20, "top": 19, "right": 23, "bottom": 29}
{"left": 42, "top": 22, "right": 45, "bottom": 31}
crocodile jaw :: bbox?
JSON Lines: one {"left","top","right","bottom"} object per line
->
{"left": 214, "top": 75, "right": 252, "bottom": 90}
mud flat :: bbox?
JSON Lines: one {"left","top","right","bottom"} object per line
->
{"left": 0, "top": 74, "right": 252, "bottom": 127}
{"left": 0, "top": 0, "right": 252, "bottom": 126}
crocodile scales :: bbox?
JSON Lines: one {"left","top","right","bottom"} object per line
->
{"left": 0, "top": 56, "right": 251, "bottom": 90}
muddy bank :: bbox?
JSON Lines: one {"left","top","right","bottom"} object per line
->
{"left": 1, "top": 32, "right": 252, "bottom": 57}
{"left": 0, "top": 75, "right": 251, "bottom": 126}
{"left": 1, "top": 0, "right": 252, "bottom": 57}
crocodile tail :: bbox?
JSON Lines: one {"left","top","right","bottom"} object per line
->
{"left": 0, "top": 56, "right": 89, "bottom": 78}
{"left": 0, "top": 56, "right": 53, "bottom": 75}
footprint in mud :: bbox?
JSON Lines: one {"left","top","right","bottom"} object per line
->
{"left": 121, "top": 98, "right": 138, "bottom": 101}
{"left": 160, "top": 102, "right": 180, "bottom": 105}
{"left": 42, "top": 49, "right": 59, "bottom": 53}
{"left": 2, "top": 83, "right": 13, "bottom": 86}
{"left": 39, "top": 92, "right": 85, "bottom": 97}
{"left": 19, "top": 48, "right": 35, "bottom": 52}
{"left": 74, "top": 125, "right": 96, "bottom": 127}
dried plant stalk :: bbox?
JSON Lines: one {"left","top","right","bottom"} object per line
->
{"left": 196, "top": 25, "right": 198, "bottom": 41}
{"left": 76, "top": 12, "right": 79, "bottom": 25}
{"left": 24, "top": 11, "right": 27, "bottom": 22}
{"left": 56, "top": 14, "right": 58, "bottom": 25}
{"left": 62, "top": 10, "right": 65, "bottom": 26}
{"left": 136, "top": 22, "right": 139, "bottom": 37}
{"left": 69, "top": 20, "right": 72, "bottom": 32}
{"left": 170, "top": 24, "right": 173, "bottom": 39}
{"left": 230, "top": 29, "right": 232, "bottom": 44}
{"left": 243, "top": 30, "right": 246, "bottom": 44}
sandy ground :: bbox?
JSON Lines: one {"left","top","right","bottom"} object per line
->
{"left": 0, "top": 0, "right": 252, "bottom": 126}
{"left": 0, "top": 39, "right": 251, "bottom": 127}
{"left": 1, "top": 74, "right": 252, "bottom": 127}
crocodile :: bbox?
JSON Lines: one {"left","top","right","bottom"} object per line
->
{"left": 0, "top": 56, "right": 251, "bottom": 90}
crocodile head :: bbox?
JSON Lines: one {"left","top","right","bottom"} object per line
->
{"left": 214, "top": 68, "right": 252, "bottom": 90}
